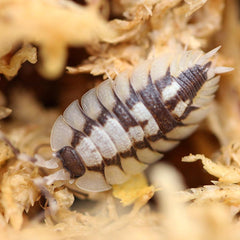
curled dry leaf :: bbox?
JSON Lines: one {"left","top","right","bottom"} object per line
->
{"left": 0, "top": 44, "right": 37, "bottom": 80}
{"left": 182, "top": 153, "right": 240, "bottom": 183}
{"left": 181, "top": 144, "right": 240, "bottom": 210}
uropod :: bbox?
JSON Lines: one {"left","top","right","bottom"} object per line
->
{"left": 50, "top": 47, "right": 232, "bottom": 193}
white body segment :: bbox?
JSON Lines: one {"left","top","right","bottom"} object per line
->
{"left": 50, "top": 47, "right": 232, "bottom": 192}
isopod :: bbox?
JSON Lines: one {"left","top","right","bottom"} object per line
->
{"left": 49, "top": 46, "right": 232, "bottom": 192}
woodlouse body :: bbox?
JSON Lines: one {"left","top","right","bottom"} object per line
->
{"left": 50, "top": 47, "right": 231, "bottom": 192}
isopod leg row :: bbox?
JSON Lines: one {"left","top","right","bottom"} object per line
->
{"left": 0, "top": 130, "right": 70, "bottom": 215}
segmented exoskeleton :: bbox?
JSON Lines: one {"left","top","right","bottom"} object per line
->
{"left": 50, "top": 47, "right": 232, "bottom": 192}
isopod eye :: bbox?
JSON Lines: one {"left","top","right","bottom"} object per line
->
{"left": 56, "top": 146, "right": 86, "bottom": 178}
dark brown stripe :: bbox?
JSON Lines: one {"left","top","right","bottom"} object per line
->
{"left": 104, "top": 154, "right": 122, "bottom": 167}
{"left": 139, "top": 119, "right": 149, "bottom": 127}
{"left": 123, "top": 81, "right": 158, "bottom": 135}
{"left": 175, "top": 63, "right": 210, "bottom": 102}
{"left": 86, "top": 161, "right": 105, "bottom": 173}
{"left": 147, "top": 130, "right": 165, "bottom": 142}
{"left": 57, "top": 146, "right": 86, "bottom": 178}
{"left": 134, "top": 138, "right": 164, "bottom": 155}
{"left": 83, "top": 116, "right": 98, "bottom": 136}
{"left": 112, "top": 90, "right": 138, "bottom": 131}
{"left": 124, "top": 81, "right": 164, "bottom": 136}
{"left": 154, "top": 67, "right": 173, "bottom": 90}
{"left": 174, "top": 83, "right": 190, "bottom": 102}
{"left": 112, "top": 89, "right": 160, "bottom": 154}
{"left": 191, "top": 63, "right": 211, "bottom": 92}
{"left": 83, "top": 96, "right": 130, "bottom": 171}
{"left": 154, "top": 69, "right": 185, "bottom": 113}
{"left": 97, "top": 108, "right": 110, "bottom": 126}
{"left": 155, "top": 62, "right": 211, "bottom": 121}
{"left": 136, "top": 75, "right": 181, "bottom": 134}
{"left": 163, "top": 97, "right": 183, "bottom": 113}
{"left": 176, "top": 73, "right": 196, "bottom": 100}
{"left": 96, "top": 84, "right": 157, "bottom": 164}
{"left": 125, "top": 83, "right": 141, "bottom": 109}
{"left": 134, "top": 138, "right": 150, "bottom": 149}
{"left": 120, "top": 146, "right": 138, "bottom": 159}
{"left": 112, "top": 86, "right": 159, "bottom": 154}
{"left": 71, "top": 129, "right": 85, "bottom": 148}
{"left": 85, "top": 94, "right": 113, "bottom": 126}
{"left": 154, "top": 68, "right": 187, "bottom": 104}
{"left": 180, "top": 106, "right": 199, "bottom": 120}
{"left": 185, "top": 68, "right": 203, "bottom": 91}
{"left": 78, "top": 106, "right": 126, "bottom": 171}
{"left": 68, "top": 105, "right": 126, "bottom": 173}
{"left": 169, "top": 63, "right": 210, "bottom": 120}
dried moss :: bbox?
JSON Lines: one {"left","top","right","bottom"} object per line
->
{"left": 0, "top": 0, "right": 240, "bottom": 239}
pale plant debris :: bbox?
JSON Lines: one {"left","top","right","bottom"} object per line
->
{"left": 0, "top": 141, "right": 14, "bottom": 166}
{"left": 0, "top": 90, "right": 12, "bottom": 122}
{"left": 0, "top": 95, "right": 13, "bottom": 166}
{"left": 0, "top": 127, "right": 75, "bottom": 230}
{"left": 69, "top": 0, "right": 227, "bottom": 78}
{"left": 0, "top": 107, "right": 12, "bottom": 120}
{"left": 183, "top": 153, "right": 240, "bottom": 183}
{"left": 181, "top": 140, "right": 240, "bottom": 208}
{"left": 0, "top": 161, "right": 40, "bottom": 230}
{"left": 0, "top": 0, "right": 116, "bottom": 79}
{"left": 0, "top": 0, "right": 240, "bottom": 239}
{"left": 0, "top": 44, "right": 37, "bottom": 80}
{"left": 0, "top": 91, "right": 74, "bottom": 230}
{"left": 112, "top": 173, "right": 155, "bottom": 207}
{"left": 206, "top": 0, "right": 240, "bottom": 145}
{"left": 9, "top": 89, "right": 59, "bottom": 128}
